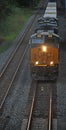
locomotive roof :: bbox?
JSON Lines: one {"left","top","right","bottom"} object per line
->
{"left": 36, "top": 22, "right": 57, "bottom": 28}
{"left": 38, "top": 17, "right": 58, "bottom": 22}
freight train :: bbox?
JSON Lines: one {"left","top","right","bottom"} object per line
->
{"left": 29, "top": 1, "right": 59, "bottom": 80}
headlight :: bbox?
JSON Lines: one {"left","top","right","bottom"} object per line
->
{"left": 50, "top": 61, "right": 54, "bottom": 66}
{"left": 42, "top": 46, "right": 47, "bottom": 52}
{"left": 35, "top": 61, "right": 39, "bottom": 65}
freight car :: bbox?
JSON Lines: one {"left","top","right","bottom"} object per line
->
{"left": 29, "top": 1, "right": 59, "bottom": 80}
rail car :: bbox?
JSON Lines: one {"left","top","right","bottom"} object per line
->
{"left": 29, "top": 1, "right": 59, "bottom": 80}
{"left": 44, "top": 2, "right": 57, "bottom": 18}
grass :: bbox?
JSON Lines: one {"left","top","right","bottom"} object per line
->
{"left": 0, "top": 7, "right": 32, "bottom": 41}
{"left": 0, "top": 6, "right": 32, "bottom": 53}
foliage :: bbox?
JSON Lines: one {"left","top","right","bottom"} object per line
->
{"left": 0, "top": 7, "right": 32, "bottom": 41}
{"left": 0, "top": 0, "right": 40, "bottom": 19}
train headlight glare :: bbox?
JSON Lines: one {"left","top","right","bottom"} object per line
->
{"left": 42, "top": 46, "right": 47, "bottom": 52}
{"left": 50, "top": 61, "right": 54, "bottom": 66}
{"left": 35, "top": 61, "right": 39, "bottom": 65}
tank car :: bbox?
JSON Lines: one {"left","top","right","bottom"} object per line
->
{"left": 29, "top": 31, "right": 59, "bottom": 80}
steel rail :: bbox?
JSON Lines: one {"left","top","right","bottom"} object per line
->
{"left": 0, "top": 44, "right": 29, "bottom": 109}
{"left": 0, "top": 11, "right": 40, "bottom": 111}
{"left": 48, "top": 87, "right": 52, "bottom": 130}
{"left": 0, "top": 14, "right": 39, "bottom": 108}
{"left": 26, "top": 82, "right": 37, "bottom": 130}
{"left": 0, "top": 15, "right": 36, "bottom": 78}
{"left": 26, "top": 84, "right": 53, "bottom": 130}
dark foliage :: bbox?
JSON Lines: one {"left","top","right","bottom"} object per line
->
{"left": 0, "top": 0, "right": 39, "bottom": 19}
{"left": 0, "top": 0, "right": 11, "bottom": 19}
{"left": 16, "top": 0, "right": 34, "bottom": 7}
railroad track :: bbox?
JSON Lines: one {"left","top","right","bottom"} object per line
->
{"left": 23, "top": 81, "right": 57, "bottom": 130}
{"left": 0, "top": 14, "right": 41, "bottom": 110}
{"left": 0, "top": 0, "right": 48, "bottom": 110}
{"left": 0, "top": 1, "right": 49, "bottom": 129}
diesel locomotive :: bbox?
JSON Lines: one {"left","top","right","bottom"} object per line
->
{"left": 29, "top": 1, "right": 59, "bottom": 80}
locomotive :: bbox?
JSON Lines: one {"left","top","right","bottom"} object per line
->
{"left": 29, "top": 1, "right": 59, "bottom": 80}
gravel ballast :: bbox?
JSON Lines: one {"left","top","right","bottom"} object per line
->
{"left": 57, "top": 11, "right": 66, "bottom": 130}
{"left": 0, "top": 47, "right": 32, "bottom": 130}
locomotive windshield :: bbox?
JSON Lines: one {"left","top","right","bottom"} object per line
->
{"left": 32, "top": 38, "right": 44, "bottom": 44}
{"left": 31, "top": 34, "right": 44, "bottom": 46}
{"left": 30, "top": 33, "right": 59, "bottom": 48}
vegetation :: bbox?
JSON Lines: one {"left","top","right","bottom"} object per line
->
{"left": 0, "top": 0, "right": 40, "bottom": 41}
{"left": 0, "top": 7, "right": 32, "bottom": 41}
{"left": 0, "top": 0, "right": 40, "bottom": 53}
{"left": 0, "top": 0, "right": 40, "bottom": 19}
